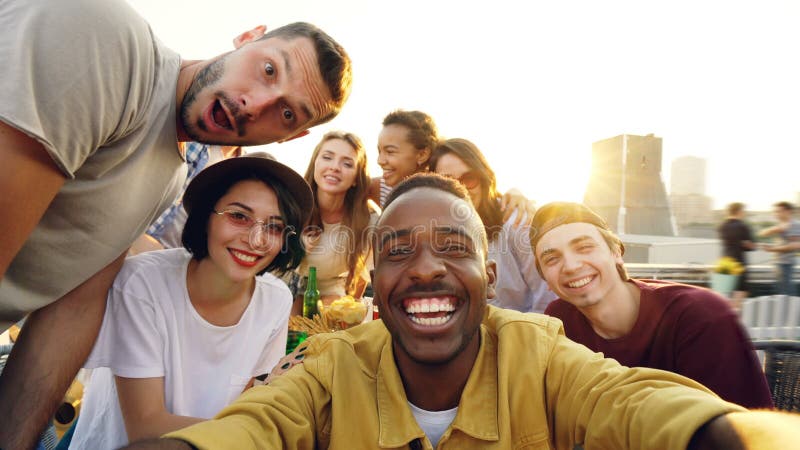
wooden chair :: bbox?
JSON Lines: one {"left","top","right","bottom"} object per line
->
{"left": 751, "top": 340, "right": 800, "bottom": 412}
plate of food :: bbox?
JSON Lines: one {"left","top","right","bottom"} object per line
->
{"left": 289, "top": 295, "right": 369, "bottom": 336}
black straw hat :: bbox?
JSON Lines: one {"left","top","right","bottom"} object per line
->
{"left": 182, "top": 152, "right": 313, "bottom": 226}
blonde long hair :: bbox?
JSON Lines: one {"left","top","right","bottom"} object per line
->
{"left": 303, "top": 131, "right": 375, "bottom": 295}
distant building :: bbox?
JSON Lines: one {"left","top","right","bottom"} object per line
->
{"left": 620, "top": 233, "right": 775, "bottom": 265}
{"left": 679, "top": 222, "right": 719, "bottom": 239}
{"left": 620, "top": 234, "right": 719, "bottom": 264}
{"left": 623, "top": 239, "right": 780, "bottom": 296}
{"left": 671, "top": 194, "right": 714, "bottom": 227}
{"left": 670, "top": 156, "right": 706, "bottom": 195}
{"left": 584, "top": 133, "right": 675, "bottom": 236}
{"left": 669, "top": 155, "right": 713, "bottom": 231}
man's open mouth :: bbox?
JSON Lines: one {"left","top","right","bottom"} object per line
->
{"left": 212, "top": 100, "right": 233, "bottom": 130}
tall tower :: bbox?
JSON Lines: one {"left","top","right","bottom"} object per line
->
{"left": 584, "top": 133, "right": 675, "bottom": 236}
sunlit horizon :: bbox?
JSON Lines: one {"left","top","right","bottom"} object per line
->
{"left": 128, "top": 0, "right": 799, "bottom": 212}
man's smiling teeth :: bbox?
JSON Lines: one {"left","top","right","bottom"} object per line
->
{"left": 231, "top": 250, "right": 258, "bottom": 262}
{"left": 568, "top": 277, "right": 592, "bottom": 288}
{"left": 403, "top": 297, "right": 456, "bottom": 326}
{"left": 406, "top": 301, "right": 455, "bottom": 314}
{"left": 411, "top": 315, "right": 452, "bottom": 326}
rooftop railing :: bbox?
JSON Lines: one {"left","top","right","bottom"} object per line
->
{"left": 626, "top": 263, "right": 798, "bottom": 297}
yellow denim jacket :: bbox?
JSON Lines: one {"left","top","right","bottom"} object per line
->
{"left": 167, "top": 306, "right": 742, "bottom": 449}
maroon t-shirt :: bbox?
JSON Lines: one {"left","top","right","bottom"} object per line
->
{"left": 545, "top": 279, "right": 773, "bottom": 409}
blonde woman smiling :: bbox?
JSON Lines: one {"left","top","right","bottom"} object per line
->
{"left": 294, "top": 131, "right": 380, "bottom": 311}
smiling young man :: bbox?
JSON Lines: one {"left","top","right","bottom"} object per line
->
{"left": 530, "top": 202, "right": 773, "bottom": 409}
{"left": 0, "top": 0, "right": 351, "bottom": 446}
{"left": 116, "top": 174, "right": 800, "bottom": 450}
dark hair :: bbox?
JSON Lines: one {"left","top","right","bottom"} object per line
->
{"left": 727, "top": 202, "right": 745, "bottom": 216}
{"left": 774, "top": 201, "right": 795, "bottom": 212}
{"left": 384, "top": 172, "right": 468, "bottom": 209}
{"left": 260, "top": 22, "right": 352, "bottom": 125}
{"left": 383, "top": 172, "right": 487, "bottom": 250}
{"left": 181, "top": 172, "right": 305, "bottom": 275}
{"left": 304, "top": 131, "right": 375, "bottom": 295}
{"left": 429, "top": 138, "right": 504, "bottom": 242}
{"left": 381, "top": 110, "right": 439, "bottom": 170}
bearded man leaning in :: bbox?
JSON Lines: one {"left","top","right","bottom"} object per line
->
{"left": 0, "top": 0, "right": 352, "bottom": 446}
{"left": 126, "top": 174, "right": 793, "bottom": 450}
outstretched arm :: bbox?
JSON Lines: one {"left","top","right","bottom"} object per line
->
{"left": 761, "top": 238, "right": 800, "bottom": 253}
{"left": 541, "top": 330, "right": 745, "bottom": 450}
{"left": 690, "top": 411, "right": 800, "bottom": 450}
{"left": 121, "top": 412, "right": 798, "bottom": 450}
{"left": 0, "top": 120, "right": 65, "bottom": 281}
{"left": 0, "top": 251, "right": 126, "bottom": 450}
{"left": 163, "top": 363, "right": 325, "bottom": 450}
{"left": 758, "top": 223, "right": 787, "bottom": 238}
{"left": 122, "top": 438, "right": 194, "bottom": 450}
{"left": 688, "top": 415, "right": 745, "bottom": 450}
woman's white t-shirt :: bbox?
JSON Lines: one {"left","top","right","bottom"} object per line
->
{"left": 70, "top": 248, "right": 292, "bottom": 450}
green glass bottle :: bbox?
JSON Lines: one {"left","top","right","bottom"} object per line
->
{"left": 303, "top": 266, "right": 320, "bottom": 319}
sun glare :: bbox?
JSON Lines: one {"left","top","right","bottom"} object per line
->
{"left": 128, "top": 0, "right": 800, "bottom": 211}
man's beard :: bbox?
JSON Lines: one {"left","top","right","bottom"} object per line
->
{"left": 179, "top": 55, "right": 240, "bottom": 144}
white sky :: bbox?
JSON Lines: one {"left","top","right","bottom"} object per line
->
{"left": 128, "top": 0, "right": 799, "bottom": 211}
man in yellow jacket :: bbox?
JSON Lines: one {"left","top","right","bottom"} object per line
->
{"left": 128, "top": 173, "right": 793, "bottom": 449}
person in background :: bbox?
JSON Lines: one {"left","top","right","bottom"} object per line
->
{"left": 294, "top": 131, "right": 380, "bottom": 313}
{"left": 717, "top": 202, "right": 756, "bottom": 310}
{"left": 367, "top": 109, "right": 534, "bottom": 225}
{"left": 430, "top": 138, "right": 555, "bottom": 313}
{"left": 69, "top": 154, "right": 310, "bottom": 449}
{"left": 122, "top": 173, "right": 795, "bottom": 450}
{"left": 130, "top": 26, "right": 270, "bottom": 256}
{"left": 130, "top": 143, "right": 245, "bottom": 255}
{"left": 758, "top": 201, "right": 800, "bottom": 296}
{"left": 368, "top": 110, "right": 438, "bottom": 208}
{"left": 531, "top": 201, "right": 773, "bottom": 409}
{"left": 0, "top": 0, "right": 352, "bottom": 444}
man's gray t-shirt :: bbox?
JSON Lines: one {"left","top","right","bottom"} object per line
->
{"left": 0, "top": 0, "right": 186, "bottom": 327}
